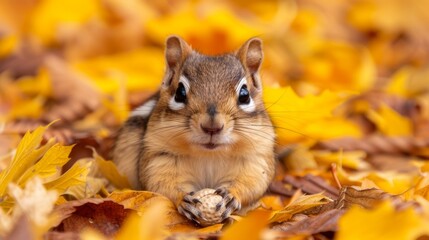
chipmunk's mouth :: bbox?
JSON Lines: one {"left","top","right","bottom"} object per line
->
{"left": 202, "top": 142, "right": 221, "bottom": 150}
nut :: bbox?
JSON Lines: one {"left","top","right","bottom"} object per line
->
{"left": 193, "top": 188, "right": 225, "bottom": 226}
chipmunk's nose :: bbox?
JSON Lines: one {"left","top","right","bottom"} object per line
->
{"left": 201, "top": 123, "right": 224, "bottom": 135}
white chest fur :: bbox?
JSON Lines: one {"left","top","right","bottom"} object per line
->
{"left": 177, "top": 153, "right": 269, "bottom": 190}
{"left": 143, "top": 149, "right": 271, "bottom": 201}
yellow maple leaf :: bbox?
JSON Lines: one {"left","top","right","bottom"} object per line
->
{"left": 145, "top": 3, "right": 260, "bottom": 54}
{"left": 337, "top": 165, "right": 418, "bottom": 195}
{"left": 72, "top": 48, "right": 164, "bottom": 94}
{"left": 16, "top": 68, "right": 53, "bottom": 97}
{"left": 44, "top": 160, "right": 91, "bottom": 193}
{"left": 312, "top": 150, "right": 370, "bottom": 170}
{"left": 269, "top": 192, "right": 331, "bottom": 223}
{"left": 92, "top": 150, "right": 131, "bottom": 189}
{"left": 367, "top": 104, "right": 413, "bottom": 136}
{"left": 263, "top": 87, "right": 361, "bottom": 145}
{"left": 65, "top": 176, "right": 107, "bottom": 199}
{"left": 0, "top": 34, "right": 18, "bottom": 58}
{"left": 116, "top": 201, "right": 169, "bottom": 240}
{"left": 301, "top": 41, "right": 376, "bottom": 92}
{"left": 0, "top": 124, "right": 56, "bottom": 196}
{"left": 0, "top": 121, "right": 95, "bottom": 202}
{"left": 385, "top": 67, "right": 410, "bottom": 97}
{"left": 386, "top": 67, "right": 429, "bottom": 98}
{"left": 221, "top": 209, "right": 271, "bottom": 240}
{"left": 348, "top": 0, "right": 429, "bottom": 34}
{"left": 336, "top": 201, "right": 429, "bottom": 240}
{"left": 28, "top": 0, "right": 103, "bottom": 45}
{"left": 3, "top": 96, "right": 46, "bottom": 121}
{"left": 18, "top": 143, "right": 73, "bottom": 185}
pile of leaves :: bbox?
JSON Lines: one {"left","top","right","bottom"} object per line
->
{"left": 1, "top": 0, "right": 429, "bottom": 239}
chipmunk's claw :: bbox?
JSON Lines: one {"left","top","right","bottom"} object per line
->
{"left": 178, "top": 193, "right": 204, "bottom": 225}
{"left": 215, "top": 187, "right": 241, "bottom": 222}
{"left": 178, "top": 201, "right": 203, "bottom": 225}
{"left": 183, "top": 193, "right": 202, "bottom": 204}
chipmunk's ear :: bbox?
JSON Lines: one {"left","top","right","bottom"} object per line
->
{"left": 237, "top": 37, "right": 263, "bottom": 75}
{"left": 237, "top": 37, "right": 263, "bottom": 89}
{"left": 165, "top": 35, "right": 192, "bottom": 70}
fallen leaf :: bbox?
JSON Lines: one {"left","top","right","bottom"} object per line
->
{"left": 317, "top": 134, "right": 429, "bottom": 155}
{"left": 92, "top": 150, "right": 131, "bottom": 189}
{"left": 272, "top": 209, "right": 345, "bottom": 237}
{"left": 281, "top": 145, "right": 318, "bottom": 171}
{"left": 44, "top": 160, "right": 91, "bottom": 194}
{"left": 282, "top": 174, "right": 340, "bottom": 199}
{"left": 64, "top": 176, "right": 107, "bottom": 199}
{"left": 336, "top": 201, "right": 429, "bottom": 240}
{"left": 367, "top": 104, "right": 413, "bottom": 136}
{"left": 312, "top": 150, "right": 370, "bottom": 170}
{"left": 55, "top": 199, "right": 131, "bottom": 236}
{"left": 367, "top": 154, "right": 418, "bottom": 173}
{"left": 28, "top": 0, "right": 103, "bottom": 45}
{"left": 18, "top": 143, "right": 73, "bottom": 185}
{"left": 41, "top": 56, "right": 101, "bottom": 123}
{"left": 264, "top": 87, "right": 360, "bottom": 145}
{"left": 0, "top": 34, "right": 18, "bottom": 58}
{"left": 333, "top": 187, "right": 392, "bottom": 210}
{"left": 0, "top": 123, "right": 55, "bottom": 196}
{"left": 269, "top": 192, "right": 332, "bottom": 223}
{"left": 221, "top": 210, "right": 271, "bottom": 240}
{"left": 115, "top": 201, "right": 169, "bottom": 240}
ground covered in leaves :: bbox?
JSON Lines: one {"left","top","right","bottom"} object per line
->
{"left": 1, "top": 0, "right": 429, "bottom": 239}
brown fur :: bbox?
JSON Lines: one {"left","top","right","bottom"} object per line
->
{"left": 113, "top": 36, "right": 275, "bottom": 215}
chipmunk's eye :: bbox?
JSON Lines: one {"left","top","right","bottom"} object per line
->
{"left": 174, "top": 82, "right": 187, "bottom": 103}
{"left": 238, "top": 85, "right": 250, "bottom": 104}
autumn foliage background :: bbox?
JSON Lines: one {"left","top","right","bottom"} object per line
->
{"left": 1, "top": 0, "right": 429, "bottom": 239}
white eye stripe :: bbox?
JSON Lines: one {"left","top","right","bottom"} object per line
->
{"left": 168, "top": 75, "right": 190, "bottom": 111}
{"left": 179, "top": 75, "right": 190, "bottom": 92}
{"left": 169, "top": 97, "right": 185, "bottom": 110}
{"left": 130, "top": 99, "right": 157, "bottom": 117}
{"left": 236, "top": 77, "right": 247, "bottom": 94}
{"left": 236, "top": 77, "right": 256, "bottom": 113}
{"left": 239, "top": 98, "right": 256, "bottom": 112}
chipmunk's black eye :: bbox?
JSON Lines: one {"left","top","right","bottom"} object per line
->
{"left": 174, "top": 82, "right": 187, "bottom": 103}
{"left": 238, "top": 85, "right": 250, "bottom": 104}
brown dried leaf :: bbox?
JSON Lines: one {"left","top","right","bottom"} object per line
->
{"left": 316, "top": 134, "right": 429, "bottom": 155}
{"left": 271, "top": 209, "right": 345, "bottom": 237}
{"left": 268, "top": 181, "right": 295, "bottom": 197}
{"left": 367, "top": 154, "right": 418, "bottom": 173}
{"left": 345, "top": 91, "right": 418, "bottom": 117}
{"left": 41, "top": 56, "right": 101, "bottom": 123}
{"left": 54, "top": 199, "right": 132, "bottom": 236}
{"left": 52, "top": 198, "right": 106, "bottom": 226}
{"left": 0, "top": 42, "right": 46, "bottom": 78}
{"left": 319, "top": 186, "right": 419, "bottom": 213}
{"left": 334, "top": 187, "right": 393, "bottom": 209}
{"left": 109, "top": 190, "right": 189, "bottom": 230}
{"left": 281, "top": 174, "right": 340, "bottom": 199}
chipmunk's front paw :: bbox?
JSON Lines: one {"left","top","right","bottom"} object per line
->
{"left": 215, "top": 187, "right": 242, "bottom": 221}
{"left": 178, "top": 192, "right": 204, "bottom": 225}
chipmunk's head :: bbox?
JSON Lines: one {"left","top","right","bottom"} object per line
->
{"left": 148, "top": 36, "right": 275, "bottom": 155}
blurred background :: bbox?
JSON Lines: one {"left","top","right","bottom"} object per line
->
{"left": 1, "top": 0, "right": 429, "bottom": 160}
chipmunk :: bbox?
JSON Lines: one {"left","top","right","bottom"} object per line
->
{"left": 113, "top": 35, "right": 276, "bottom": 224}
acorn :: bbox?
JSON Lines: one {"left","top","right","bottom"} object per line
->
{"left": 193, "top": 188, "right": 225, "bottom": 226}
